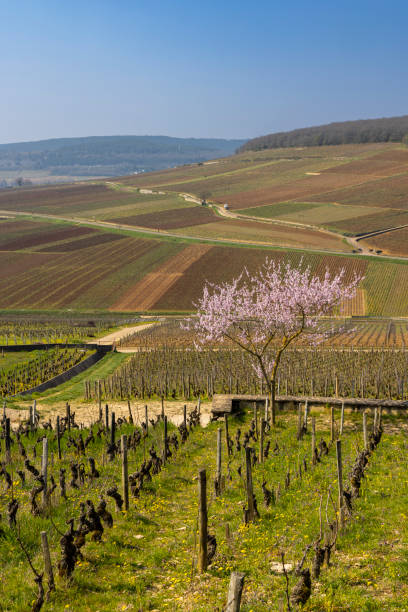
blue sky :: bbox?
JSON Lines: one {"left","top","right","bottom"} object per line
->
{"left": 0, "top": 0, "right": 407, "bottom": 142}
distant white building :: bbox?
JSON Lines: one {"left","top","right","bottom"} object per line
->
{"left": 224, "top": 203, "right": 229, "bottom": 210}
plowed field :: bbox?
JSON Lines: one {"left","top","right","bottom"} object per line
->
{"left": 360, "top": 226, "right": 408, "bottom": 257}
{"left": 109, "top": 205, "right": 221, "bottom": 230}
{"left": 110, "top": 244, "right": 211, "bottom": 311}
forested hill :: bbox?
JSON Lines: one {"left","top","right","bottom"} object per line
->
{"left": 239, "top": 115, "right": 408, "bottom": 152}
{"left": 0, "top": 135, "right": 245, "bottom": 177}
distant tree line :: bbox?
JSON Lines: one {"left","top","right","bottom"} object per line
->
{"left": 0, "top": 135, "right": 244, "bottom": 178}
{"left": 238, "top": 115, "right": 408, "bottom": 152}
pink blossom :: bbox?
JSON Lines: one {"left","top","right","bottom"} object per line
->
{"left": 184, "top": 258, "right": 362, "bottom": 423}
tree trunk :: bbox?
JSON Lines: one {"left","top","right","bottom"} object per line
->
{"left": 270, "top": 380, "right": 276, "bottom": 426}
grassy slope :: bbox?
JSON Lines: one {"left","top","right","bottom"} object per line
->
{"left": 0, "top": 408, "right": 406, "bottom": 611}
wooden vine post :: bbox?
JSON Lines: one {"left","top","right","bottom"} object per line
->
{"left": 226, "top": 571, "right": 245, "bottom": 612}
{"left": 145, "top": 405, "right": 149, "bottom": 434}
{"left": 254, "top": 405, "right": 258, "bottom": 439}
{"left": 215, "top": 427, "right": 222, "bottom": 496}
{"left": 5, "top": 417, "right": 11, "bottom": 463}
{"left": 42, "top": 437, "right": 48, "bottom": 505}
{"left": 40, "top": 531, "right": 55, "bottom": 594}
{"left": 66, "top": 403, "right": 70, "bottom": 431}
{"left": 56, "top": 416, "right": 62, "bottom": 460}
{"left": 304, "top": 399, "right": 309, "bottom": 432}
{"left": 98, "top": 380, "right": 102, "bottom": 421}
{"left": 163, "top": 416, "right": 168, "bottom": 464}
{"left": 225, "top": 414, "right": 232, "bottom": 456}
{"left": 363, "top": 411, "right": 368, "bottom": 449}
{"left": 373, "top": 407, "right": 378, "bottom": 433}
{"left": 340, "top": 401, "right": 345, "bottom": 436}
{"left": 198, "top": 469, "right": 208, "bottom": 573}
{"left": 311, "top": 416, "right": 316, "bottom": 465}
{"left": 127, "top": 400, "right": 134, "bottom": 425}
{"left": 121, "top": 434, "right": 129, "bottom": 511}
{"left": 245, "top": 447, "right": 255, "bottom": 522}
{"left": 336, "top": 439, "right": 344, "bottom": 528}
{"left": 111, "top": 412, "right": 116, "bottom": 447}
{"left": 183, "top": 404, "right": 187, "bottom": 430}
{"left": 259, "top": 418, "right": 264, "bottom": 463}
{"left": 330, "top": 406, "right": 335, "bottom": 443}
{"left": 297, "top": 403, "right": 303, "bottom": 439}
{"left": 105, "top": 404, "right": 109, "bottom": 431}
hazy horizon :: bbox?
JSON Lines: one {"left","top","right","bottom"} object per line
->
{"left": 1, "top": 0, "right": 407, "bottom": 144}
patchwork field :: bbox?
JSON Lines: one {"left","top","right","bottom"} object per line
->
{"left": 174, "top": 218, "right": 350, "bottom": 251}
{"left": 105, "top": 143, "right": 408, "bottom": 238}
{"left": 1, "top": 142, "right": 408, "bottom": 314}
{"left": 1, "top": 143, "right": 408, "bottom": 250}
{"left": 0, "top": 217, "right": 408, "bottom": 314}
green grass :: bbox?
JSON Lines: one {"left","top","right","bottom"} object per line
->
{"left": 239, "top": 201, "right": 325, "bottom": 219}
{"left": 0, "top": 407, "right": 406, "bottom": 610}
{"left": 0, "top": 350, "right": 40, "bottom": 369}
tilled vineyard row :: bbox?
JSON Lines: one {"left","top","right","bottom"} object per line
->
{"left": 119, "top": 318, "right": 408, "bottom": 349}
{"left": 86, "top": 346, "right": 408, "bottom": 402}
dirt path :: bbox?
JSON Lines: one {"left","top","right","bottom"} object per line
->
{"left": 91, "top": 323, "right": 157, "bottom": 345}
{"left": 5, "top": 399, "right": 212, "bottom": 428}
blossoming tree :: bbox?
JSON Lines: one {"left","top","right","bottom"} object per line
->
{"left": 187, "top": 258, "right": 361, "bottom": 425}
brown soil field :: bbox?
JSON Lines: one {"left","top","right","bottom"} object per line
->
{"left": 0, "top": 219, "right": 49, "bottom": 234}
{"left": 321, "top": 149, "right": 408, "bottom": 176}
{"left": 179, "top": 218, "right": 350, "bottom": 251}
{"left": 39, "top": 231, "right": 126, "bottom": 252}
{"left": 110, "top": 244, "right": 211, "bottom": 311}
{"left": 0, "top": 183, "right": 140, "bottom": 214}
{"left": 0, "top": 251, "right": 55, "bottom": 280}
{"left": 0, "top": 237, "right": 156, "bottom": 309}
{"left": 360, "top": 226, "right": 408, "bottom": 257}
{"left": 328, "top": 209, "right": 408, "bottom": 235}
{"left": 109, "top": 205, "right": 222, "bottom": 229}
{"left": 366, "top": 149, "right": 408, "bottom": 162}
{"left": 30, "top": 239, "right": 156, "bottom": 309}
{"left": 215, "top": 173, "right": 376, "bottom": 209}
{"left": 311, "top": 174, "right": 408, "bottom": 209}
{"left": 151, "top": 247, "right": 307, "bottom": 310}
{"left": 0, "top": 225, "right": 95, "bottom": 251}
{"left": 151, "top": 248, "right": 377, "bottom": 312}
